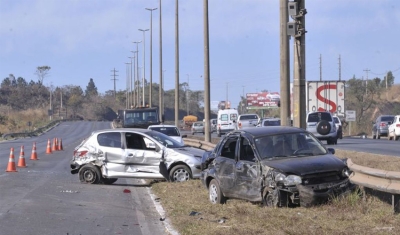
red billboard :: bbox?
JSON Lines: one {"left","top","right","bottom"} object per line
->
{"left": 246, "top": 92, "right": 280, "bottom": 109}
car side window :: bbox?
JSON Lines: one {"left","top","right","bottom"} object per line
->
{"left": 240, "top": 137, "right": 255, "bottom": 162}
{"left": 97, "top": 132, "right": 121, "bottom": 148}
{"left": 125, "top": 133, "right": 145, "bottom": 150}
{"left": 220, "top": 138, "right": 237, "bottom": 159}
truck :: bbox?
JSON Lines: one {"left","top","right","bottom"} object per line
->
{"left": 115, "top": 107, "right": 161, "bottom": 129}
{"left": 307, "top": 81, "right": 346, "bottom": 117}
{"left": 182, "top": 115, "right": 198, "bottom": 128}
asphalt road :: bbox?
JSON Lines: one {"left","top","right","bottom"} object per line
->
{"left": 0, "top": 121, "right": 167, "bottom": 235}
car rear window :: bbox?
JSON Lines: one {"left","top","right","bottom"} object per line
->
{"left": 307, "top": 112, "right": 332, "bottom": 122}
{"left": 263, "top": 120, "right": 280, "bottom": 126}
{"left": 240, "top": 115, "right": 258, "bottom": 120}
{"left": 381, "top": 116, "right": 394, "bottom": 122}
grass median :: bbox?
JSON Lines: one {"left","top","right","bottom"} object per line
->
{"left": 151, "top": 150, "right": 400, "bottom": 235}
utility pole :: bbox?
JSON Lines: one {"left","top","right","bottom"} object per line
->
{"left": 338, "top": 54, "right": 341, "bottom": 81}
{"left": 125, "top": 62, "right": 131, "bottom": 109}
{"left": 186, "top": 74, "right": 190, "bottom": 116}
{"left": 280, "top": 0, "right": 290, "bottom": 126}
{"left": 146, "top": 7, "right": 157, "bottom": 107}
{"left": 175, "top": 0, "right": 180, "bottom": 127}
{"left": 289, "top": 0, "right": 307, "bottom": 129}
{"left": 319, "top": 54, "right": 322, "bottom": 81}
{"left": 364, "top": 68, "right": 370, "bottom": 95}
{"left": 159, "top": 0, "right": 164, "bottom": 121}
{"left": 203, "top": 0, "right": 211, "bottom": 142}
{"left": 110, "top": 68, "right": 119, "bottom": 98}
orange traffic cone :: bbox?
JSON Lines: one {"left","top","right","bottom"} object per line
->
{"left": 58, "top": 138, "right": 63, "bottom": 151}
{"left": 30, "top": 142, "right": 38, "bottom": 160}
{"left": 6, "top": 147, "right": 17, "bottom": 172}
{"left": 52, "top": 138, "right": 57, "bottom": 151}
{"left": 17, "top": 145, "right": 27, "bottom": 168}
{"left": 46, "top": 139, "right": 52, "bottom": 154}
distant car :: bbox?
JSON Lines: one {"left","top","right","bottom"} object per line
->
{"left": 70, "top": 128, "right": 204, "bottom": 184}
{"left": 200, "top": 127, "right": 354, "bottom": 207}
{"left": 210, "top": 119, "right": 217, "bottom": 133}
{"left": 257, "top": 118, "right": 281, "bottom": 127}
{"left": 372, "top": 115, "right": 395, "bottom": 139}
{"left": 388, "top": 115, "right": 400, "bottom": 141}
{"left": 191, "top": 121, "right": 204, "bottom": 135}
{"left": 333, "top": 116, "right": 343, "bottom": 139}
{"left": 237, "top": 114, "right": 259, "bottom": 130}
{"left": 306, "top": 111, "right": 337, "bottom": 145}
{"left": 148, "top": 124, "right": 187, "bottom": 143}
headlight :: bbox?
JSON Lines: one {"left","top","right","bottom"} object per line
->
{"left": 342, "top": 168, "right": 352, "bottom": 178}
{"left": 274, "top": 173, "right": 302, "bottom": 186}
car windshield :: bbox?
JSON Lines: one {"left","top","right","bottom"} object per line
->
{"left": 254, "top": 132, "right": 327, "bottom": 160}
{"left": 263, "top": 119, "right": 280, "bottom": 126}
{"left": 146, "top": 130, "right": 185, "bottom": 148}
{"left": 149, "top": 126, "right": 179, "bottom": 136}
{"left": 307, "top": 112, "right": 332, "bottom": 122}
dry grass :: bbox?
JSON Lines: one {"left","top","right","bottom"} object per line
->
{"left": 0, "top": 108, "right": 49, "bottom": 135}
{"left": 151, "top": 150, "right": 400, "bottom": 235}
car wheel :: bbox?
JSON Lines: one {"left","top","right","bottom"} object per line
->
{"left": 316, "top": 120, "right": 331, "bottom": 135}
{"left": 79, "top": 164, "right": 101, "bottom": 184}
{"left": 209, "top": 179, "right": 226, "bottom": 204}
{"left": 102, "top": 178, "right": 118, "bottom": 185}
{"left": 169, "top": 165, "right": 191, "bottom": 182}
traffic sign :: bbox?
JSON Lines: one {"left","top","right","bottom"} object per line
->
{"left": 345, "top": 110, "right": 356, "bottom": 122}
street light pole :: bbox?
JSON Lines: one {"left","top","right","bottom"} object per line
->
{"left": 146, "top": 7, "right": 157, "bottom": 108}
{"left": 130, "top": 51, "right": 137, "bottom": 107}
{"left": 186, "top": 74, "right": 189, "bottom": 116}
{"left": 128, "top": 56, "right": 134, "bottom": 108}
{"left": 133, "top": 41, "right": 141, "bottom": 106}
{"left": 138, "top": 28, "right": 149, "bottom": 107}
{"left": 159, "top": 0, "right": 163, "bottom": 121}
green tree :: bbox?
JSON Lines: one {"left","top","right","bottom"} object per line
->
{"left": 85, "top": 78, "right": 98, "bottom": 97}
{"left": 35, "top": 66, "right": 51, "bottom": 85}
{"left": 382, "top": 71, "right": 395, "bottom": 88}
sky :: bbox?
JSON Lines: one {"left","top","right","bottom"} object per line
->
{"left": 1, "top": 0, "right": 400, "bottom": 109}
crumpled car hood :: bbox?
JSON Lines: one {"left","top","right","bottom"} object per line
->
{"left": 261, "top": 154, "right": 345, "bottom": 175}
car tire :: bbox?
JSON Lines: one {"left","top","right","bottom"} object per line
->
{"left": 169, "top": 165, "right": 191, "bottom": 182}
{"left": 102, "top": 177, "right": 118, "bottom": 185}
{"left": 209, "top": 179, "right": 226, "bottom": 204}
{"left": 79, "top": 164, "right": 101, "bottom": 184}
{"left": 316, "top": 120, "right": 331, "bottom": 135}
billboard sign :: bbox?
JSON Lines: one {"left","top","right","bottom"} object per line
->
{"left": 246, "top": 92, "right": 280, "bottom": 109}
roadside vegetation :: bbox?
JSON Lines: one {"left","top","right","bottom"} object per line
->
{"left": 151, "top": 150, "right": 400, "bottom": 235}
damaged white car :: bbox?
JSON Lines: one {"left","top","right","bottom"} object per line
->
{"left": 70, "top": 128, "right": 204, "bottom": 184}
{"left": 201, "top": 127, "right": 355, "bottom": 207}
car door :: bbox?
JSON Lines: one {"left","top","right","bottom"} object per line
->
{"left": 213, "top": 135, "right": 239, "bottom": 195}
{"left": 233, "top": 136, "right": 261, "bottom": 201}
{"left": 121, "top": 132, "right": 163, "bottom": 177}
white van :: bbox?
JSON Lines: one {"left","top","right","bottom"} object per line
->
{"left": 217, "top": 109, "right": 238, "bottom": 137}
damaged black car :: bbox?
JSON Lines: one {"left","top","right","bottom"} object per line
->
{"left": 200, "top": 126, "right": 355, "bottom": 207}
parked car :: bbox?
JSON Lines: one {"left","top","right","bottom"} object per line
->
{"left": 148, "top": 124, "right": 187, "bottom": 143}
{"left": 70, "top": 128, "right": 204, "bottom": 184}
{"left": 200, "top": 127, "right": 354, "bottom": 207}
{"left": 237, "top": 114, "right": 259, "bottom": 130}
{"left": 388, "top": 115, "right": 400, "bottom": 141}
{"left": 217, "top": 108, "right": 238, "bottom": 137}
{"left": 191, "top": 121, "right": 205, "bottom": 135}
{"left": 306, "top": 111, "right": 337, "bottom": 145}
{"left": 257, "top": 118, "right": 281, "bottom": 127}
{"left": 372, "top": 115, "right": 395, "bottom": 139}
{"left": 333, "top": 116, "right": 343, "bottom": 139}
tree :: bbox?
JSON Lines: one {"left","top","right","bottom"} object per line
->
{"left": 85, "top": 78, "right": 98, "bottom": 97}
{"left": 382, "top": 71, "right": 395, "bottom": 88}
{"left": 35, "top": 66, "right": 51, "bottom": 85}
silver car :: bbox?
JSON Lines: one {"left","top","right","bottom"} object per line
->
{"left": 70, "top": 128, "right": 204, "bottom": 184}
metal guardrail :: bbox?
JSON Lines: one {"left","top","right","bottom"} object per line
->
{"left": 347, "top": 159, "right": 400, "bottom": 213}
{"left": 184, "top": 137, "right": 400, "bottom": 214}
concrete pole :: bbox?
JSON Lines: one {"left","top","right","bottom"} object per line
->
{"left": 133, "top": 41, "right": 141, "bottom": 106}
{"left": 293, "top": 0, "right": 306, "bottom": 129}
{"left": 146, "top": 8, "right": 157, "bottom": 107}
{"left": 203, "top": 0, "right": 211, "bottom": 142}
{"left": 175, "top": 0, "right": 180, "bottom": 127}
{"left": 139, "top": 29, "right": 149, "bottom": 106}
{"left": 280, "top": 0, "right": 290, "bottom": 126}
{"left": 159, "top": 0, "right": 164, "bottom": 121}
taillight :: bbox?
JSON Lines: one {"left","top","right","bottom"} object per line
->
{"left": 397, "top": 124, "right": 400, "bottom": 127}
{"left": 238, "top": 122, "right": 242, "bottom": 128}
{"left": 74, "top": 150, "right": 88, "bottom": 157}
{"left": 380, "top": 123, "right": 386, "bottom": 127}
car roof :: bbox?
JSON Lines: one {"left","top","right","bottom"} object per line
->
{"left": 230, "top": 126, "right": 305, "bottom": 137}
{"left": 148, "top": 124, "right": 178, "bottom": 128}
{"left": 92, "top": 128, "right": 153, "bottom": 134}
